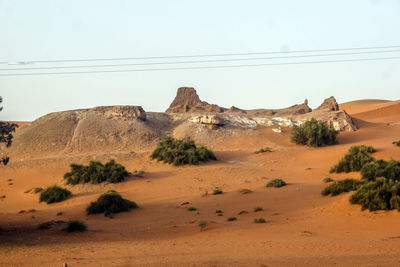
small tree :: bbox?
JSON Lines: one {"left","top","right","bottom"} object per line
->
{"left": 291, "top": 118, "right": 338, "bottom": 147}
{"left": 0, "top": 97, "right": 18, "bottom": 165}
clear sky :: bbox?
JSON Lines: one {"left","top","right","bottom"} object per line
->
{"left": 1, "top": 0, "right": 400, "bottom": 121}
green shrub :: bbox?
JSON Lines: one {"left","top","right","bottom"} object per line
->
{"left": 392, "top": 141, "right": 400, "bottom": 146}
{"left": 254, "top": 147, "right": 272, "bottom": 154}
{"left": 227, "top": 216, "right": 237, "bottom": 221}
{"left": 254, "top": 206, "right": 263, "bottom": 212}
{"left": 350, "top": 177, "right": 400, "bottom": 211}
{"left": 187, "top": 206, "right": 197, "bottom": 211}
{"left": 238, "top": 210, "right": 248, "bottom": 215}
{"left": 321, "top": 179, "right": 363, "bottom": 196}
{"left": 215, "top": 209, "right": 223, "bottom": 214}
{"left": 39, "top": 185, "right": 71, "bottom": 204}
{"left": 361, "top": 159, "right": 400, "bottom": 181}
{"left": 65, "top": 220, "right": 87, "bottom": 233}
{"left": 266, "top": 178, "right": 287, "bottom": 188}
{"left": 330, "top": 145, "right": 376, "bottom": 173}
{"left": 322, "top": 177, "right": 335, "bottom": 183}
{"left": 254, "top": 218, "right": 266, "bottom": 223}
{"left": 150, "top": 136, "right": 216, "bottom": 166}
{"left": 291, "top": 118, "right": 338, "bottom": 147}
{"left": 212, "top": 188, "right": 223, "bottom": 195}
{"left": 64, "top": 159, "right": 129, "bottom": 185}
{"left": 87, "top": 191, "right": 137, "bottom": 217}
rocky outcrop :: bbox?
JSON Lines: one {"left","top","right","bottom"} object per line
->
{"left": 326, "top": 110, "right": 357, "bottom": 131}
{"left": 316, "top": 96, "right": 339, "bottom": 111}
{"left": 166, "top": 87, "right": 224, "bottom": 113}
{"left": 225, "top": 106, "right": 247, "bottom": 114}
{"left": 189, "top": 115, "right": 224, "bottom": 129}
{"left": 91, "top": 106, "right": 146, "bottom": 121}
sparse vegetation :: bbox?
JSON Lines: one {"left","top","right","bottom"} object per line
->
{"left": 254, "top": 147, "right": 272, "bottom": 154}
{"left": 291, "top": 118, "right": 338, "bottom": 147}
{"left": 64, "top": 159, "right": 129, "bottom": 185}
{"left": 350, "top": 177, "right": 400, "bottom": 211}
{"left": 39, "top": 185, "right": 71, "bottom": 204}
{"left": 322, "top": 177, "right": 335, "bottom": 183}
{"left": 150, "top": 136, "right": 216, "bottom": 166}
{"left": 238, "top": 210, "right": 248, "bottom": 215}
{"left": 187, "top": 206, "right": 197, "bottom": 211}
{"left": 212, "top": 188, "right": 223, "bottom": 195}
{"left": 254, "top": 206, "right": 263, "bottom": 212}
{"left": 393, "top": 141, "right": 400, "bottom": 146}
{"left": 87, "top": 191, "right": 137, "bottom": 218}
{"left": 65, "top": 220, "right": 87, "bottom": 233}
{"left": 215, "top": 209, "right": 223, "bottom": 214}
{"left": 321, "top": 179, "right": 363, "bottom": 196}
{"left": 24, "top": 187, "right": 43, "bottom": 194}
{"left": 198, "top": 220, "right": 208, "bottom": 231}
{"left": 254, "top": 218, "right": 266, "bottom": 223}
{"left": 266, "top": 178, "right": 287, "bottom": 188}
{"left": 227, "top": 216, "right": 237, "bottom": 221}
{"left": 330, "top": 145, "right": 376, "bottom": 173}
{"left": 239, "top": 188, "right": 252, "bottom": 194}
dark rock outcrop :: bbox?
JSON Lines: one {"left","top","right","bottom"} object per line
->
{"left": 225, "top": 106, "right": 247, "bottom": 114}
{"left": 91, "top": 106, "right": 147, "bottom": 121}
{"left": 166, "top": 87, "right": 224, "bottom": 113}
{"left": 316, "top": 96, "right": 339, "bottom": 111}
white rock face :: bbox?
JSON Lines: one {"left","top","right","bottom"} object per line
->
{"left": 188, "top": 111, "right": 356, "bottom": 132}
{"left": 254, "top": 117, "right": 302, "bottom": 127}
{"left": 189, "top": 115, "right": 224, "bottom": 125}
{"left": 272, "top": 127, "right": 282, "bottom": 133}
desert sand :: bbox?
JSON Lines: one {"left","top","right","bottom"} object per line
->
{"left": 1, "top": 95, "right": 400, "bottom": 266}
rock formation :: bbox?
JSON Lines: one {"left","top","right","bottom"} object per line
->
{"left": 166, "top": 87, "right": 224, "bottom": 113}
{"left": 225, "top": 106, "right": 247, "bottom": 114}
{"left": 189, "top": 115, "right": 225, "bottom": 129}
{"left": 316, "top": 96, "right": 339, "bottom": 111}
{"left": 91, "top": 106, "right": 147, "bottom": 121}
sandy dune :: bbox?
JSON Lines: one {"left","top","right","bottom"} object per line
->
{"left": 1, "top": 100, "right": 400, "bottom": 266}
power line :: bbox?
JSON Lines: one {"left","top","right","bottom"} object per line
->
{"left": 1, "top": 49, "right": 400, "bottom": 71}
{"left": 1, "top": 56, "right": 399, "bottom": 76}
{"left": 1, "top": 45, "right": 400, "bottom": 65}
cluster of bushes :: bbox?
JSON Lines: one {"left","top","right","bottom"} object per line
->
{"left": 330, "top": 145, "right": 376, "bottom": 173}
{"left": 325, "top": 145, "right": 400, "bottom": 211}
{"left": 349, "top": 178, "right": 400, "bottom": 211}
{"left": 39, "top": 185, "right": 71, "bottom": 204}
{"left": 266, "top": 179, "right": 286, "bottom": 188}
{"left": 321, "top": 179, "right": 363, "bottom": 196}
{"left": 150, "top": 136, "right": 216, "bottom": 166}
{"left": 361, "top": 159, "right": 400, "bottom": 181}
{"left": 64, "top": 159, "right": 129, "bottom": 184}
{"left": 87, "top": 191, "right": 137, "bottom": 218}
{"left": 291, "top": 118, "right": 338, "bottom": 147}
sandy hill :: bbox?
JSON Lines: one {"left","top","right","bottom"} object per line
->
{"left": 7, "top": 87, "right": 357, "bottom": 160}
{"left": 341, "top": 99, "right": 400, "bottom": 123}
{"left": 339, "top": 99, "right": 392, "bottom": 114}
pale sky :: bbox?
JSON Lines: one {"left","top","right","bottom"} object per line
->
{"left": 1, "top": 0, "right": 400, "bottom": 121}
